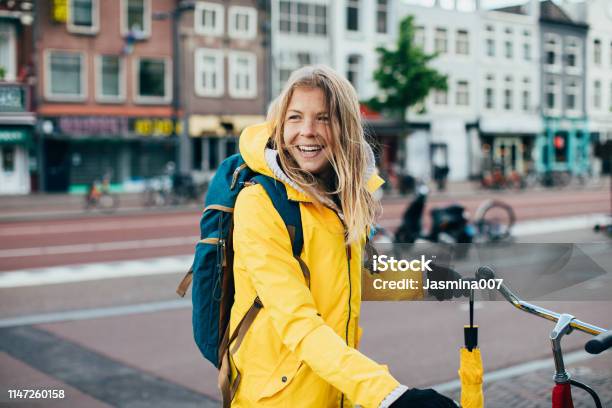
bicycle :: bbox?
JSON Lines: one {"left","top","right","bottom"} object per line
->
{"left": 84, "top": 176, "right": 119, "bottom": 213}
{"left": 476, "top": 265, "right": 612, "bottom": 408}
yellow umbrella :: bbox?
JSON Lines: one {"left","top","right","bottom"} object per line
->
{"left": 459, "top": 288, "right": 484, "bottom": 408}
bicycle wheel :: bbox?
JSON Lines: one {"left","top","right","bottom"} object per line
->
{"left": 472, "top": 199, "right": 515, "bottom": 242}
{"left": 98, "top": 193, "right": 119, "bottom": 213}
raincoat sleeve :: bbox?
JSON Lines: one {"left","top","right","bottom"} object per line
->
{"left": 234, "top": 185, "right": 400, "bottom": 408}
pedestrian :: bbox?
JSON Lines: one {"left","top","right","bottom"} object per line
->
{"left": 228, "top": 65, "right": 457, "bottom": 407}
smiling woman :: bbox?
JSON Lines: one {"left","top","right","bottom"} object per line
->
{"left": 223, "top": 65, "right": 458, "bottom": 408}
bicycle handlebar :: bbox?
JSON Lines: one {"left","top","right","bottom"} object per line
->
{"left": 584, "top": 330, "right": 612, "bottom": 354}
{"left": 476, "top": 265, "right": 608, "bottom": 337}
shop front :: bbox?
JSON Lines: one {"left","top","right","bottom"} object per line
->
{"left": 480, "top": 134, "right": 536, "bottom": 176}
{"left": 0, "top": 127, "right": 31, "bottom": 194}
{"left": 536, "top": 117, "right": 590, "bottom": 176}
{"left": 39, "top": 116, "right": 178, "bottom": 193}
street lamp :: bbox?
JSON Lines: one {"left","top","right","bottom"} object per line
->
{"left": 153, "top": 1, "right": 195, "bottom": 174}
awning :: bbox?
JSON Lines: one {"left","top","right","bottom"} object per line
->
{"left": 189, "top": 115, "right": 266, "bottom": 137}
{"left": 0, "top": 127, "right": 32, "bottom": 146}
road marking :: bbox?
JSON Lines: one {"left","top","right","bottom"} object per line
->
{"left": 0, "top": 215, "right": 197, "bottom": 236}
{"left": 432, "top": 349, "right": 598, "bottom": 393}
{"left": 0, "top": 299, "right": 191, "bottom": 328}
{"left": 0, "top": 236, "right": 196, "bottom": 258}
{"left": 512, "top": 214, "right": 609, "bottom": 236}
{"left": 0, "top": 255, "right": 192, "bottom": 288}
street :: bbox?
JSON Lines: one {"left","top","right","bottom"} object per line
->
{"left": 1, "top": 185, "right": 611, "bottom": 407}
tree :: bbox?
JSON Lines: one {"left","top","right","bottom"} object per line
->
{"left": 366, "top": 15, "right": 447, "bottom": 118}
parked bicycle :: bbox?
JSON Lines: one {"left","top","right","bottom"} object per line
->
{"left": 142, "top": 172, "right": 207, "bottom": 207}
{"left": 84, "top": 174, "right": 118, "bottom": 213}
{"left": 476, "top": 265, "right": 611, "bottom": 408}
{"left": 383, "top": 183, "right": 515, "bottom": 245}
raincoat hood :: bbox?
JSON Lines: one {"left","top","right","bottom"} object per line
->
{"left": 238, "top": 122, "right": 385, "bottom": 203}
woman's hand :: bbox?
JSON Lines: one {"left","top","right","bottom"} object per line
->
{"left": 389, "top": 388, "right": 458, "bottom": 407}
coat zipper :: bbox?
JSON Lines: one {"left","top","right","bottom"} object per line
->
{"left": 341, "top": 244, "right": 351, "bottom": 408}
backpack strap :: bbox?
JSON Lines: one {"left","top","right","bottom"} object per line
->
{"left": 252, "top": 175, "right": 303, "bottom": 258}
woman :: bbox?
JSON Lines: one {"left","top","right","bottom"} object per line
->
{"left": 230, "top": 66, "right": 456, "bottom": 408}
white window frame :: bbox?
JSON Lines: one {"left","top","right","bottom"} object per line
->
{"left": 456, "top": 29, "right": 469, "bottom": 55}
{"left": 228, "top": 51, "right": 257, "bottom": 99}
{"left": 456, "top": 80, "right": 469, "bottom": 106}
{"left": 95, "top": 55, "right": 126, "bottom": 103}
{"left": 133, "top": 56, "right": 172, "bottom": 104}
{"left": 44, "top": 49, "right": 87, "bottom": 102}
{"left": 523, "top": 30, "right": 531, "bottom": 61}
{"left": 434, "top": 28, "right": 447, "bottom": 54}
{"left": 414, "top": 25, "right": 425, "bottom": 49}
{"left": 195, "top": 2, "right": 224, "bottom": 37}
{"left": 194, "top": 48, "right": 225, "bottom": 98}
{"left": 593, "top": 79, "right": 602, "bottom": 110}
{"left": 433, "top": 89, "right": 448, "bottom": 105}
{"left": 565, "top": 78, "right": 581, "bottom": 117}
{"left": 376, "top": 0, "right": 388, "bottom": 35}
{"left": 544, "top": 33, "right": 562, "bottom": 73}
{"left": 565, "top": 36, "right": 582, "bottom": 75}
{"left": 346, "top": 0, "right": 360, "bottom": 32}
{"left": 593, "top": 38, "right": 601, "bottom": 66}
{"left": 120, "top": 0, "right": 151, "bottom": 39}
{"left": 484, "top": 74, "right": 495, "bottom": 110}
{"left": 504, "top": 76, "right": 513, "bottom": 111}
{"left": 522, "top": 77, "right": 531, "bottom": 112}
{"left": 544, "top": 77, "right": 561, "bottom": 116}
{"left": 0, "top": 22, "right": 16, "bottom": 81}
{"left": 228, "top": 6, "right": 257, "bottom": 40}
{"left": 346, "top": 54, "right": 362, "bottom": 94}
{"left": 67, "top": 0, "right": 100, "bottom": 35}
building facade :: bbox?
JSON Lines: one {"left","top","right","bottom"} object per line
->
{"left": 479, "top": 0, "right": 541, "bottom": 178}
{"left": 584, "top": 0, "right": 612, "bottom": 176}
{"left": 182, "top": 0, "right": 268, "bottom": 173}
{"left": 401, "top": 0, "right": 481, "bottom": 181}
{"left": 0, "top": 0, "right": 34, "bottom": 194}
{"left": 537, "top": 0, "right": 589, "bottom": 176}
{"left": 35, "top": 0, "right": 177, "bottom": 193}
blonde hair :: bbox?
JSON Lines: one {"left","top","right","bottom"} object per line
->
{"left": 267, "top": 65, "right": 379, "bottom": 244}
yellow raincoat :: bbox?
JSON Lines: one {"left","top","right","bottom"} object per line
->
{"left": 229, "top": 123, "right": 400, "bottom": 407}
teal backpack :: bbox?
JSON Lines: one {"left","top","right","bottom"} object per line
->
{"left": 176, "top": 153, "right": 307, "bottom": 407}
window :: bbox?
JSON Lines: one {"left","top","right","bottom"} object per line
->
{"left": 228, "top": 52, "right": 257, "bottom": 98}
{"left": 504, "top": 76, "right": 513, "bottom": 110}
{"left": 0, "top": 22, "right": 15, "bottom": 81}
{"left": 46, "top": 51, "right": 85, "bottom": 100}
{"left": 346, "top": 0, "right": 360, "bottom": 31}
{"left": 96, "top": 55, "right": 124, "bottom": 102}
{"left": 279, "top": 2, "right": 327, "bottom": 36}
{"left": 565, "top": 37, "right": 581, "bottom": 72}
{"left": 485, "top": 26, "right": 494, "bottom": 57}
{"left": 346, "top": 54, "right": 361, "bottom": 93}
{"left": 456, "top": 29, "right": 469, "bottom": 55}
{"left": 121, "top": 0, "right": 150, "bottom": 38}
{"left": 2, "top": 146, "right": 15, "bottom": 172}
{"left": 484, "top": 74, "right": 494, "bottom": 109}
{"left": 593, "top": 80, "right": 601, "bottom": 109}
{"left": 522, "top": 77, "right": 531, "bottom": 111}
{"left": 456, "top": 80, "right": 469, "bottom": 106}
{"left": 593, "top": 39, "right": 601, "bottom": 65}
{"left": 376, "top": 0, "right": 388, "bottom": 34}
{"left": 195, "top": 2, "right": 224, "bottom": 37}
{"left": 565, "top": 78, "right": 580, "bottom": 113}
{"left": 228, "top": 6, "right": 257, "bottom": 39}
{"left": 434, "top": 89, "right": 447, "bottom": 105}
{"left": 434, "top": 28, "right": 447, "bottom": 54}
{"left": 414, "top": 26, "right": 425, "bottom": 49}
{"left": 545, "top": 77, "right": 560, "bottom": 113}
{"left": 545, "top": 34, "right": 561, "bottom": 71}
{"left": 68, "top": 0, "right": 99, "bottom": 34}
{"left": 276, "top": 51, "right": 320, "bottom": 94}
{"left": 505, "top": 40, "right": 513, "bottom": 59}
{"left": 136, "top": 57, "right": 170, "bottom": 103}
{"left": 195, "top": 48, "right": 224, "bottom": 97}
{"left": 523, "top": 30, "right": 531, "bottom": 61}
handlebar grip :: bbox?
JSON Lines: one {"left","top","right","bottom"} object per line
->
{"left": 585, "top": 330, "right": 612, "bottom": 354}
{"left": 476, "top": 265, "right": 496, "bottom": 280}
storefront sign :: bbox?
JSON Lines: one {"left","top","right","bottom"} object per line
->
{"left": 0, "top": 85, "right": 26, "bottom": 112}
{"left": 43, "top": 117, "right": 179, "bottom": 139}
{"left": 0, "top": 129, "right": 30, "bottom": 145}
{"left": 52, "top": 0, "right": 68, "bottom": 23}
